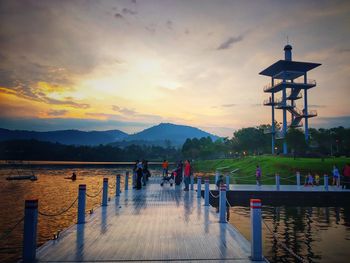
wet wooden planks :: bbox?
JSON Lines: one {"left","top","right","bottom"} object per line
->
{"left": 36, "top": 177, "right": 266, "bottom": 262}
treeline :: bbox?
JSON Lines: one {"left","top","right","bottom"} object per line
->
{"left": 0, "top": 139, "right": 181, "bottom": 161}
{"left": 182, "top": 126, "right": 350, "bottom": 159}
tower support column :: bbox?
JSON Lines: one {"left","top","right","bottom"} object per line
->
{"left": 271, "top": 78, "right": 275, "bottom": 154}
{"left": 304, "top": 72, "right": 309, "bottom": 142}
{"left": 282, "top": 78, "right": 287, "bottom": 154}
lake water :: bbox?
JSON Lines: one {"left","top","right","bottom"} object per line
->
{"left": 0, "top": 163, "right": 349, "bottom": 262}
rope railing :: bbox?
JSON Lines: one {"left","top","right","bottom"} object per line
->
{"left": 38, "top": 197, "right": 78, "bottom": 217}
{"left": 0, "top": 216, "right": 24, "bottom": 242}
{"left": 85, "top": 187, "right": 103, "bottom": 198}
{"left": 209, "top": 190, "right": 219, "bottom": 199}
{"left": 262, "top": 217, "right": 311, "bottom": 263}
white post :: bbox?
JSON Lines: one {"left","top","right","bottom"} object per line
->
{"left": 23, "top": 199, "right": 38, "bottom": 263}
{"left": 296, "top": 171, "right": 301, "bottom": 189}
{"left": 215, "top": 170, "right": 220, "bottom": 185}
{"left": 250, "top": 199, "right": 263, "bottom": 261}
{"left": 77, "top": 184, "right": 86, "bottom": 224}
{"left": 219, "top": 184, "right": 227, "bottom": 223}
{"left": 116, "top": 174, "right": 121, "bottom": 196}
{"left": 190, "top": 176, "right": 194, "bottom": 190}
{"left": 102, "top": 178, "right": 108, "bottom": 206}
{"left": 204, "top": 178, "right": 209, "bottom": 206}
{"left": 324, "top": 175, "right": 329, "bottom": 191}
{"left": 226, "top": 174, "right": 230, "bottom": 191}
{"left": 275, "top": 174, "right": 280, "bottom": 191}
{"left": 125, "top": 171, "right": 129, "bottom": 191}
{"left": 197, "top": 176, "right": 202, "bottom": 198}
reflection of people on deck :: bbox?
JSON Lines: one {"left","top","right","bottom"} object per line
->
{"left": 71, "top": 172, "right": 77, "bottom": 181}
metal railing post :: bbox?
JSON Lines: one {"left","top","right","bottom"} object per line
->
{"left": 250, "top": 199, "right": 263, "bottom": 261}
{"left": 77, "top": 184, "right": 86, "bottom": 224}
{"left": 116, "top": 174, "right": 121, "bottom": 196}
{"left": 275, "top": 174, "right": 280, "bottom": 191}
{"left": 215, "top": 170, "right": 219, "bottom": 185}
{"left": 324, "top": 175, "right": 329, "bottom": 191}
{"left": 226, "top": 174, "right": 230, "bottom": 191}
{"left": 190, "top": 175, "right": 194, "bottom": 190}
{"left": 204, "top": 178, "right": 209, "bottom": 206}
{"left": 102, "top": 178, "right": 108, "bottom": 206}
{"left": 197, "top": 176, "right": 202, "bottom": 198}
{"left": 125, "top": 171, "right": 129, "bottom": 191}
{"left": 296, "top": 172, "right": 301, "bottom": 189}
{"left": 23, "top": 199, "right": 38, "bottom": 263}
{"left": 219, "top": 184, "right": 227, "bottom": 223}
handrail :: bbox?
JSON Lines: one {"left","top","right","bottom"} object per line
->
{"left": 263, "top": 79, "right": 316, "bottom": 92}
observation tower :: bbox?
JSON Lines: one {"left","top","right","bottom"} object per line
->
{"left": 259, "top": 45, "right": 321, "bottom": 154}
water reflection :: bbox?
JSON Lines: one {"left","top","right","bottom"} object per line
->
{"left": 228, "top": 205, "right": 350, "bottom": 263}
{"left": 75, "top": 224, "right": 85, "bottom": 261}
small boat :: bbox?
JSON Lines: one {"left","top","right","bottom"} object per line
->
{"left": 6, "top": 175, "right": 38, "bottom": 181}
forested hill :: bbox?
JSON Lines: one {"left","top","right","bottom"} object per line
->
{"left": 0, "top": 128, "right": 128, "bottom": 146}
{"left": 0, "top": 123, "right": 220, "bottom": 147}
{"left": 125, "top": 123, "right": 219, "bottom": 146}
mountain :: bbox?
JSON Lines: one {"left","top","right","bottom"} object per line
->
{"left": 0, "top": 123, "right": 220, "bottom": 147}
{"left": 0, "top": 128, "right": 128, "bottom": 146}
{"left": 125, "top": 123, "right": 219, "bottom": 146}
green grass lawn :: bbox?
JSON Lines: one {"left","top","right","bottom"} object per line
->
{"left": 193, "top": 156, "right": 349, "bottom": 185}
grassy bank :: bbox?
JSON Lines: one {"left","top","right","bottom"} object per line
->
{"left": 194, "top": 156, "right": 349, "bottom": 185}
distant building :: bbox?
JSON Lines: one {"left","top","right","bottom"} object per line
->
{"left": 259, "top": 45, "right": 321, "bottom": 154}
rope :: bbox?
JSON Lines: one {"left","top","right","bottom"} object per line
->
{"left": 262, "top": 218, "right": 311, "bottom": 263}
{"left": 0, "top": 216, "right": 24, "bottom": 241}
{"left": 108, "top": 184, "right": 116, "bottom": 190}
{"left": 86, "top": 187, "right": 103, "bottom": 198}
{"left": 38, "top": 197, "right": 78, "bottom": 217}
{"left": 209, "top": 190, "right": 219, "bottom": 199}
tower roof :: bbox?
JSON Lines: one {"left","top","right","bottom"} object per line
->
{"left": 259, "top": 60, "right": 321, "bottom": 78}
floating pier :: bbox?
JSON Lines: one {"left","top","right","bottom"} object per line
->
{"left": 33, "top": 176, "right": 267, "bottom": 262}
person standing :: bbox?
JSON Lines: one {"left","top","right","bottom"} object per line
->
{"left": 342, "top": 163, "right": 350, "bottom": 189}
{"left": 256, "top": 165, "right": 262, "bottom": 186}
{"left": 332, "top": 165, "right": 340, "bottom": 187}
{"left": 162, "top": 159, "right": 169, "bottom": 177}
{"left": 183, "top": 160, "right": 191, "bottom": 191}
{"left": 136, "top": 161, "right": 143, "bottom": 190}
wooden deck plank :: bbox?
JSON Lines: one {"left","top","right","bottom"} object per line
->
{"left": 36, "top": 177, "right": 266, "bottom": 262}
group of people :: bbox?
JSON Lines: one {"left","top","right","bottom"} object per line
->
{"left": 133, "top": 160, "right": 151, "bottom": 190}
{"left": 254, "top": 163, "right": 350, "bottom": 189}
{"left": 161, "top": 159, "right": 193, "bottom": 191}
{"left": 303, "top": 164, "right": 350, "bottom": 188}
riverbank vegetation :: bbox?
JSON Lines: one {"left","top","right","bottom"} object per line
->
{"left": 194, "top": 156, "right": 350, "bottom": 184}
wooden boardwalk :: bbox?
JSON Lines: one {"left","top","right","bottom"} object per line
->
{"left": 36, "top": 177, "right": 266, "bottom": 262}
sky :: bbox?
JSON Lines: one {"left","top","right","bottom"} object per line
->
{"left": 0, "top": 0, "right": 349, "bottom": 137}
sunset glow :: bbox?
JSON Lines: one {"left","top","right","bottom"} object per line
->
{"left": 0, "top": 0, "right": 349, "bottom": 136}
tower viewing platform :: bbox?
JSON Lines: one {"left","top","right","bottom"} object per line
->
{"left": 259, "top": 44, "right": 321, "bottom": 154}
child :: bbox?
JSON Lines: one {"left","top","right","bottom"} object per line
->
{"left": 314, "top": 173, "right": 320, "bottom": 186}
{"left": 332, "top": 165, "right": 340, "bottom": 187}
{"left": 304, "top": 172, "right": 314, "bottom": 186}
{"left": 216, "top": 175, "right": 224, "bottom": 189}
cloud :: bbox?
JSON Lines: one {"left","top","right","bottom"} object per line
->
{"left": 337, "top": 48, "right": 350, "bottom": 53}
{"left": 131, "top": 0, "right": 137, "bottom": 4}
{"left": 217, "top": 35, "right": 244, "bottom": 50}
{"left": 313, "top": 116, "right": 350, "bottom": 129}
{"left": 47, "top": 109, "right": 68, "bottom": 116}
{"left": 115, "top": 13, "right": 124, "bottom": 19}
{"left": 0, "top": 86, "right": 90, "bottom": 109}
{"left": 112, "top": 105, "right": 136, "bottom": 115}
{"left": 309, "top": 104, "right": 327, "bottom": 108}
{"left": 166, "top": 20, "right": 173, "bottom": 30}
{"left": 0, "top": 117, "right": 151, "bottom": 133}
{"left": 221, "top": 104, "right": 236, "bottom": 108}
{"left": 122, "top": 8, "right": 137, "bottom": 15}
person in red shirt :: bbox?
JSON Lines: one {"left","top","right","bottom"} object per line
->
{"left": 183, "top": 160, "right": 191, "bottom": 191}
{"left": 162, "top": 160, "right": 169, "bottom": 177}
{"left": 342, "top": 163, "right": 350, "bottom": 189}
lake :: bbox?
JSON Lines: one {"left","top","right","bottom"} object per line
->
{"left": 0, "top": 163, "right": 349, "bottom": 262}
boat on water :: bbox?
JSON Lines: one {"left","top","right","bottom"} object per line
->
{"left": 5, "top": 161, "right": 38, "bottom": 181}
{"left": 6, "top": 175, "right": 38, "bottom": 181}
